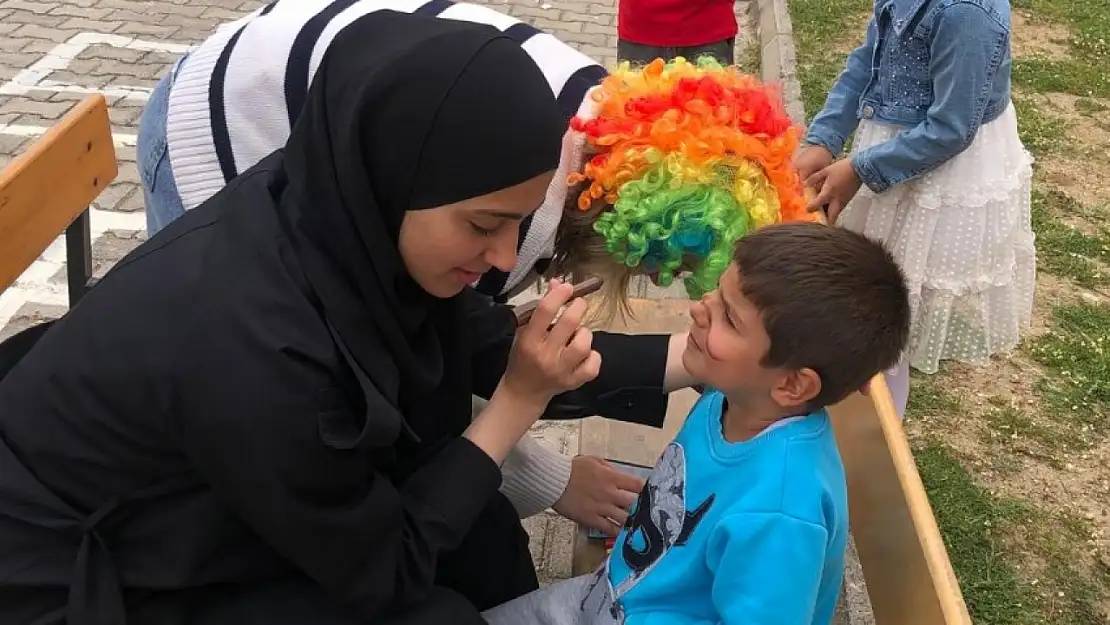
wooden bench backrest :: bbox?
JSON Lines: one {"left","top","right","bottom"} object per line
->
{"left": 828, "top": 377, "right": 972, "bottom": 624}
{"left": 571, "top": 298, "right": 972, "bottom": 624}
{"left": 0, "top": 94, "right": 117, "bottom": 294}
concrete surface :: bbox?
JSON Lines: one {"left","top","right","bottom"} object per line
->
{"left": 751, "top": 0, "right": 806, "bottom": 125}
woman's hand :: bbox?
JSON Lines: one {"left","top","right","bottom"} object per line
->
{"left": 466, "top": 280, "right": 601, "bottom": 466}
{"left": 553, "top": 456, "right": 644, "bottom": 537}
{"left": 501, "top": 279, "right": 602, "bottom": 405}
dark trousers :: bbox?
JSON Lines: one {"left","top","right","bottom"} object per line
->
{"left": 127, "top": 495, "right": 537, "bottom": 625}
{"left": 617, "top": 38, "right": 735, "bottom": 66}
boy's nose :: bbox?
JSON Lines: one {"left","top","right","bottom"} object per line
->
{"left": 689, "top": 300, "right": 709, "bottom": 327}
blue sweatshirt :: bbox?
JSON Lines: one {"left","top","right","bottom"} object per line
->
{"left": 483, "top": 389, "right": 849, "bottom": 625}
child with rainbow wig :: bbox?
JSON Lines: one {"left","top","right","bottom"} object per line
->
{"left": 546, "top": 56, "right": 821, "bottom": 319}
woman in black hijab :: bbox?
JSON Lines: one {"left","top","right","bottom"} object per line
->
{"left": 0, "top": 11, "right": 681, "bottom": 625}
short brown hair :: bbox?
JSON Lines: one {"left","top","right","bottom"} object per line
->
{"left": 732, "top": 222, "right": 910, "bottom": 408}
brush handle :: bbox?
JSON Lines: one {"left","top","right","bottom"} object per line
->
{"left": 512, "top": 276, "right": 604, "bottom": 328}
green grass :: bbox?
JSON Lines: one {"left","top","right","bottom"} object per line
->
{"left": 1075, "top": 98, "right": 1109, "bottom": 114}
{"left": 1013, "top": 94, "right": 1071, "bottom": 155}
{"left": 916, "top": 441, "right": 1107, "bottom": 624}
{"left": 1030, "top": 189, "right": 1110, "bottom": 289}
{"left": 1026, "top": 302, "right": 1110, "bottom": 432}
{"left": 786, "top": 0, "right": 870, "bottom": 121}
{"left": 1011, "top": 0, "right": 1110, "bottom": 97}
{"left": 1029, "top": 514, "right": 1110, "bottom": 625}
{"left": 1014, "top": 58, "right": 1110, "bottom": 99}
{"left": 736, "top": 37, "right": 761, "bottom": 75}
{"left": 905, "top": 370, "right": 963, "bottom": 418}
{"left": 914, "top": 441, "right": 1042, "bottom": 624}
{"left": 981, "top": 403, "right": 1079, "bottom": 463}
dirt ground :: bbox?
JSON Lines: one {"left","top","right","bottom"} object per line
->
{"left": 911, "top": 11, "right": 1110, "bottom": 618}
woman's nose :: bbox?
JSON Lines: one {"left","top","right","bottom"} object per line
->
{"left": 485, "top": 227, "right": 519, "bottom": 273}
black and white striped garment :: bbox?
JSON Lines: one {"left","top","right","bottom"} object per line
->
{"left": 165, "top": 0, "right": 605, "bottom": 299}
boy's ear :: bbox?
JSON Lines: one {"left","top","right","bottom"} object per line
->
{"left": 770, "top": 367, "right": 822, "bottom": 409}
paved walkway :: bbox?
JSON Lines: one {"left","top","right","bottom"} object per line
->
{"left": 0, "top": 0, "right": 752, "bottom": 584}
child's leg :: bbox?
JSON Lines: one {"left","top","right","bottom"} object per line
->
{"left": 883, "top": 358, "right": 910, "bottom": 419}
{"left": 617, "top": 39, "right": 672, "bottom": 64}
{"left": 678, "top": 38, "right": 735, "bottom": 65}
{"left": 481, "top": 574, "right": 609, "bottom": 625}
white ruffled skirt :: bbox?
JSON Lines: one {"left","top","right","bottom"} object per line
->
{"left": 839, "top": 102, "right": 1037, "bottom": 374}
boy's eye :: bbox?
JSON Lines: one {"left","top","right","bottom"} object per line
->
{"left": 724, "top": 310, "right": 740, "bottom": 329}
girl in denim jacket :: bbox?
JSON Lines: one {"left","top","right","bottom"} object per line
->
{"left": 796, "top": 0, "right": 1035, "bottom": 416}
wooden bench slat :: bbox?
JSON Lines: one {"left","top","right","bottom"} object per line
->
{"left": 829, "top": 376, "right": 971, "bottom": 625}
{"left": 0, "top": 95, "right": 118, "bottom": 294}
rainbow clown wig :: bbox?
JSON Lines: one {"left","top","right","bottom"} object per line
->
{"left": 554, "top": 56, "right": 819, "bottom": 309}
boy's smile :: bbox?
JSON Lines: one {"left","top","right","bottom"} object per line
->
{"left": 681, "top": 265, "right": 772, "bottom": 394}
{"left": 681, "top": 263, "right": 826, "bottom": 438}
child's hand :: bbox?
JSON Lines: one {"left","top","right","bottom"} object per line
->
{"left": 805, "top": 159, "right": 862, "bottom": 224}
{"left": 794, "top": 144, "right": 834, "bottom": 181}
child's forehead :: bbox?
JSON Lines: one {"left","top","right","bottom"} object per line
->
{"left": 721, "top": 268, "right": 775, "bottom": 355}
{"left": 719, "top": 266, "right": 758, "bottom": 314}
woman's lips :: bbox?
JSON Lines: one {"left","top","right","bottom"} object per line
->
{"left": 454, "top": 268, "right": 483, "bottom": 284}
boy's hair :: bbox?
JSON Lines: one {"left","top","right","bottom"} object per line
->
{"left": 732, "top": 222, "right": 910, "bottom": 408}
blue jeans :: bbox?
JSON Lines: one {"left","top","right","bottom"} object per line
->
{"left": 138, "top": 57, "right": 187, "bottom": 237}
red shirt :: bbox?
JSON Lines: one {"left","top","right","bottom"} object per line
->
{"left": 618, "top": 0, "right": 738, "bottom": 48}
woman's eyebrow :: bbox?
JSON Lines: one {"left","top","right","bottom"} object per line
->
{"left": 473, "top": 208, "right": 528, "bottom": 220}
{"left": 474, "top": 202, "right": 543, "bottom": 220}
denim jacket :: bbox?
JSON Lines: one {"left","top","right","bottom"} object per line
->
{"left": 804, "top": 0, "right": 1013, "bottom": 193}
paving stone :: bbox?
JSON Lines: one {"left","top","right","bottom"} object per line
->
{"left": 0, "top": 302, "right": 67, "bottom": 341}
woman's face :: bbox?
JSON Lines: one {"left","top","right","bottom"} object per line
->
{"left": 399, "top": 170, "right": 556, "bottom": 298}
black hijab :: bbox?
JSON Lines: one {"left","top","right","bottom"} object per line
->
{"left": 271, "top": 11, "right": 564, "bottom": 431}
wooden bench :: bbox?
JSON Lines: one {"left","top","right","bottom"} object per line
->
{"left": 0, "top": 94, "right": 117, "bottom": 375}
{"left": 0, "top": 94, "right": 117, "bottom": 303}
{"left": 573, "top": 298, "right": 972, "bottom": 625}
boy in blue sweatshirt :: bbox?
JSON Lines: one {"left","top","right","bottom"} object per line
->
{"left": 482, "top": 222, "right": 911, "bottom": 625}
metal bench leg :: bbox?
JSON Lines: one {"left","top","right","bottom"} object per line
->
{"left": 65, "top": 208, "right": 94, "bottom": 307}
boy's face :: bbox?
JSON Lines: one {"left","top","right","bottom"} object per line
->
{"left": 682, "top": 264, "right": 821, "bottom": 409}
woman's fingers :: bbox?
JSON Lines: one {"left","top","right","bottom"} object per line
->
{"left": 561, "top": 326, "right": 593, "bottom": 365}
{"left": 614, "top": 488, "right": 638, "bottom": 511}
{"left": 546, "top": 296, "right": 588, "bottom": 347}
{"left": 591, "top": 514, "right": 623, "bottom": 538}
{"left": 604, "top": 505, "right": 629, "bottom": 529}
{"left": 524, "top": 280, "right": 573, "bottom": 343}
{"left": 508, "top": 279, "right": 602, "bottom": 397}
{"left": 609, "top": 470, "right": 646, "bottom": 498}
{"left": 570, "top": 350, "right": 602, "bottom": 388}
